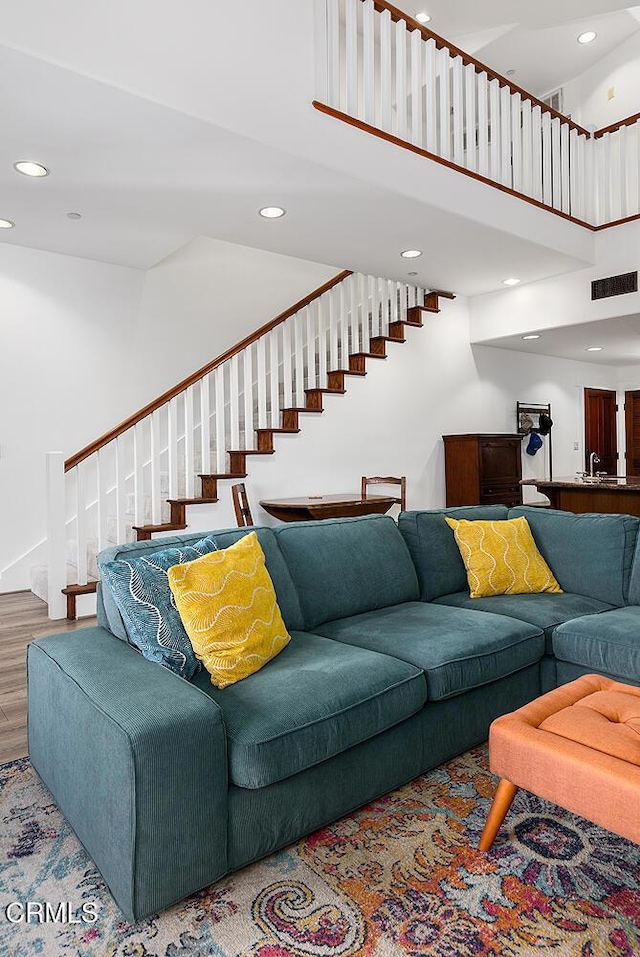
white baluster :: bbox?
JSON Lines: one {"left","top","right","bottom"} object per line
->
{"left": 389, "top": 277, "right": 398, "bottom": 330}
{"left": 380, "top": 10, "right": 392, "bottom": 132}
{"left": 477, "top": 72, "right": 489, "bottom": 177}
{"left": 96, "top": 448, "right": 109, "bottom": 552}
{"left": 511, "top": 92, "right": 522, "bottom": 192}
{"left": 599, "top": 135, "right": 610, "bottom": 226}
{"left": 489, "top": 78, "right": 501, "bottom": 182}
{"left": 229, "top": 354, "right": 240, "bottom": 451}
{"left": 452, "top": 56, "right": 464, "bottom": 165}
{"left": 561, "top": 123, "right": 570, "bottom": 214}
{"left": 629, "top": 122, "right": 640, "bottom": 219}
{"left": 569, "top": 129, "right": 580, "bottom": 218}
{"left": 360, "top": 274, "right": 370, "bottom": 353}
{"left": 317, "top": 297, "right": 328, "bottom": 387}
{"left": 500, "top": 85, "right": 512, "bottom": 187}
{"left": 214, "top": 367, "right": 225, "bottom": 472}
{"left": 282, "top": 318, "right": 293, "bottom": 408}
{"left": 294, "top": 313, "right": 306, "bottom": 406}
{"left": 133, "top": 422, "right": 145, "bottom": 526}
{"left": 256, "top": 335, "right": 267, "bottom": 429}
{"left": 438, "top": 46, "right": 451, "bottom": 159}
{"left": 465, "top": 63, "right": 477, "bottom": 172}
{"left": 327, "top": 0, "right": 341, "bottom": 109}
{"left": 150, "top": 410, "right": 161, "bottom": 525}
{"left": 184, "top": 386, "right": 195, "bottom": 497}
{"left": 363, "top": 0, "right": 375, "bottom": 125}
{"left": 345, "top": 0, "right": 358, "bottom": 117}
{"left": 551, "top": 117, "right": 562, "bottom": 210}
{"left": 585, "top": 132, "right": 596, "bottom": 225}
{"left": 542, "top": 111, "right": 552, "bottom": 207}
{"left": 410, "top": 29, "right": 423, "bottom": 146}
{"left": 350, "top": 275, "right": 360, "bottom": 355}
{"left": 532, "top": 105, "right": 543, "bottom": 202}
{"left": 200, "top": 376, "right": 211, "bottom": 477}
{"left": 115, "top": 435, "right": 127, "bottom": 544}
{"left": 74, "top": 460, "right": 88, "bottom": 584}
{"left": 243, "top": 347, "right": 254, "bottom": 447}
{"left": 269, "top": 331, "right": 280, "bottom": 427}
{"left": 46, "top": 451, "right": 67, "bottom": 619}
{"left": 521, "top": 100, "right": 532, "bottom": 196}
{"left": 370, "top": 275, "right": 380, "bottom": 340}
{"left": 167, "top": 397, "right": 178, "bottom": 500}
{"left": 424, "top": 39, "right": 437, "bottom": 153}
{"left": 338, "top": 280, "right": 348, "bottom": 368}
{"left": 618, "top": 126, "right": 627, "bottom": 221}
{"left": 328, "top": 288, "right": 340, "bottom": 371}
{"left": 395, "top": 19, "right": 407, "bottom": 139}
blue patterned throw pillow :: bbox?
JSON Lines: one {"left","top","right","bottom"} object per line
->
{"left": 100, "top": 536, "right": 218, "bottom": 679}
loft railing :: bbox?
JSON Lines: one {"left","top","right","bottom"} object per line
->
{"left": 315, "top": 0, "right": 640, "bottom": 229}
{"left": 45, "top": 269, "right": 426, "bottom": 617}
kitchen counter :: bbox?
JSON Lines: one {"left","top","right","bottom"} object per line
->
{"left": 521, "top": 476, "right": 640, "bottom": 516}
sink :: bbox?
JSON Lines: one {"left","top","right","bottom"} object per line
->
{"left": 581, "top": 476, "right": 622, "bottom": 484}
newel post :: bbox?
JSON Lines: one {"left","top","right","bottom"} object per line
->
{"left": 46, "top": 451, "right": 67, "bottom": 620}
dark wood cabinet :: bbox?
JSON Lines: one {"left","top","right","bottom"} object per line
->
{"left": 443, "top": 433, "right": 523, "bottom": 507}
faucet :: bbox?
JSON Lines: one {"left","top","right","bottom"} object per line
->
{"left": 589, "top": 452, "right": 600, "bottom": 477}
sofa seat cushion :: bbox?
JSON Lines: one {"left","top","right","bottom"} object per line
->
{"left": 553, "top": 608, "right": 640, "bottom": 680}
{"left": 192, "top": 631, "right": 426, "bottom": 789}
{"left": 433, "top": 592, "right": 614, "bottom": 654}
{"left": 315, "top": 602, "right": 543, "bottom": 701}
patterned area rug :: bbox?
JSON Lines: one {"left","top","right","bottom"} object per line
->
{"left": 1, "top": 747, "right": 639, "bottom": 956}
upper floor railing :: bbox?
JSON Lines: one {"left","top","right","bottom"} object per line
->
{"left": 315, "top": 0, "right": 640, "bottom": 229}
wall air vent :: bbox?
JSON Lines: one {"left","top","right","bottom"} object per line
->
{"left": 591, "top": 271, "right": 638, "bottom": 300}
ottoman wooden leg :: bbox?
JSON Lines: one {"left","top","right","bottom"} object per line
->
{"left": 479, "top": 779, "right": 519, "bottom": 851}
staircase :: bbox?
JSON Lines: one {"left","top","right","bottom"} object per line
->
{"left": 44, "top": 271, "right": 454, "bottom": 619}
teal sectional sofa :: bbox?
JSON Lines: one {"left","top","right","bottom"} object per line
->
{"left": 27, "top": 506, "right": 640, "bottom": 922}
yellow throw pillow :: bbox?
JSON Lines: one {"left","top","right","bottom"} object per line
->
{"left": 444, "top": 516, "right": 562, "bottom": 599}
{"left": 168, "top": 531, "right": 291, "bottom": 688}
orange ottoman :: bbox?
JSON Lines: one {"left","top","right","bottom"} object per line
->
{"left": 479, "top": 674, "right": 640, "bottom": 851}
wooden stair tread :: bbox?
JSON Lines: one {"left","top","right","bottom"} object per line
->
{"left": 329, "top": 368, "right": 367, "bottom": 377}
{"left": 167, "top": 497, "right": 219, "bottom": 505}
{"left": 133, "top": 522, "right": 187, "bottom": 534}
{"left": 227, "top": 449, "right": 275, "bottom": 455}
{"left": 351, "top": 351, "right": 387, "bottom": 359}
{"left": 255, "top": 428, "right": 300, "bottom": 435}
{"left": 282, "top": 407, "right": 324, "bottom": 413}
{"left": 305, "top": 388, "right": 347, "bottom": 395}
{"left": 198, "top": 472, "right": 247, "bottom": 479}
{"left": 62, "top": 582, "right": 98, "bottom": 596}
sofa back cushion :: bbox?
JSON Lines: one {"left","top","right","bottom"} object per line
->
{"left": 508, "top": 506, "right": 639, "bottom": 607}
{"left": 398, "top": 506, "right": 509, "bottom": 601}
{"left": 272, "top": 515, "right": 419, "bottom": 630}
{"left": 97, "top": 526, "right": 304, "bottom": 639}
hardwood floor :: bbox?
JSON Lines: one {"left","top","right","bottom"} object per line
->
{"left": 0, "top": 591, "right": 96, "bottom": 763}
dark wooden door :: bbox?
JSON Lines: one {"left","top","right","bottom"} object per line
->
{"left": 625, "top": 390, "right": 640, "bottom": 476}
{"left": 584, "top": 388, "right": 618, "bottom": 476}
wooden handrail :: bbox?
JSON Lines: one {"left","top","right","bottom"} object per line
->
{"left": 313, "top": 102, "right": 596, "bottom": 231}
{"left": 64, "top": 269, "right": 352, "bottom": 472}
{"left": 594, "top": 112, "right": 640, "bottom": 139}
{"left": 364, "top": 0, "right": 591, "bottom": 138}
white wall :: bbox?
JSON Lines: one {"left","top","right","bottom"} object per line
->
{"left": 563, "top": 31, "right": 640, "bottom": 129}
{"left": 0, "top": 238, "right": 336, "bottom": 590}
{"left": 470, "top": 220, "right": 640, "bottom": 341}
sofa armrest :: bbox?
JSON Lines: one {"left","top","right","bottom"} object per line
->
{"left": 28, "top": 627, "right": 228, "bottom": 922}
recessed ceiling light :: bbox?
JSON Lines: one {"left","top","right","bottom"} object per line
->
{"left": 0, "top": 218, "right": 15, "bottom": 229}
{"left": 506, "top": 69, "right": 516, "bottom": 77}
{"left": 586, "top": 346, "right": 603, "bottom": 352}
{"left": 502, "top": 277, "right": 521, "bottom": 286}
{"left": 14, "top": 161, "right": 49, "bottom": 177}
{"left": 577, "top": 31, "right": 597, "bottom": 44}
{"left": 66, "top": 211, "right": 82, "bottom": 220}
{"left": 401, "top": 249, "right": 422, "bottom": 259}
{"left": 258, "top": 206, "right": 286, "bottom": 219}
{"left": 407, "top": 271, "right": 418, "bottom": 276}
{"left": 415, "top": 12, "right": 431, "bottom": 23}
{"left": 522, "top": 334, "right": 540, "bottom": 340}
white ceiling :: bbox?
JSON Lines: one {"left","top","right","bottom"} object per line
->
{"left": 479, "top": 312, "right": 640, "bottom": 366}
{"left": 402, "top": 0, "right": 640, "bottom": 99}
{"left": 0, "top": 0, "right": 635, "bottom": 311}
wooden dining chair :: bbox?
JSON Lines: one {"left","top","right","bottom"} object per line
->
{"left": 231, "top": 483, "right": 254, "bottom": 527}
{"left": 361, "top": 475, "right": 407, "bottom": 511}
